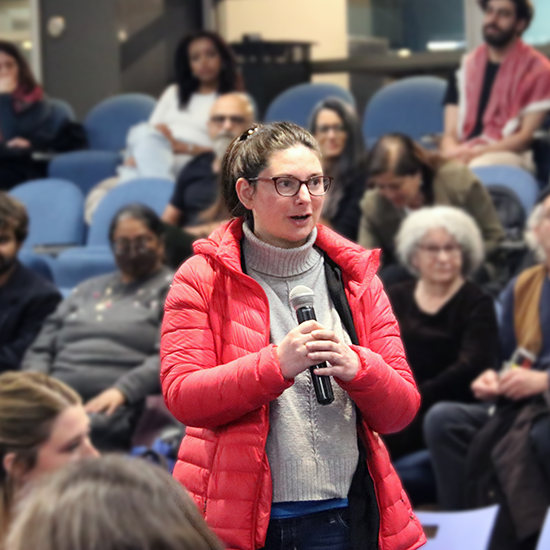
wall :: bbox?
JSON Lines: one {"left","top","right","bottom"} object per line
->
{"left": 39, "top": 0, "right": 201, "bottom": 118}
{"left": 217, "top": 0, "right": 349, "bottom": 89}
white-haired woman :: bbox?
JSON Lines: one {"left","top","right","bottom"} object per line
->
{"left": 385, "top": 206, "right": 499, "bottom": 459}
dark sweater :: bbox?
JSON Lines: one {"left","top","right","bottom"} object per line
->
{"left": 0, "top": 261, "right": 61, "bottom": 372}
{"left": 22, "top": 267, "right": 173, "bottom": 403}
{"left": 384, "top": 280, "right": 499, "bottom": 458}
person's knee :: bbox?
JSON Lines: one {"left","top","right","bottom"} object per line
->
{"left": 423, "top": 402, "right": 461, "bottom": 446}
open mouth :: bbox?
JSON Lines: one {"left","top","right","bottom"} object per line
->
{"left": 290, "top": 215, "right": 311, "bottom": 221}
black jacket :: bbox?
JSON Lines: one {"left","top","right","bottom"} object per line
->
{"left": 0, "top": 261, "right": 61, "bottom": 372}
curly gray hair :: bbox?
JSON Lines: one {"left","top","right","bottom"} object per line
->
{"left": 525, "top": 203, "right": 546, "bottom": 262}
{"left": 396, "top": 206, "right": 485, "bottom": 277}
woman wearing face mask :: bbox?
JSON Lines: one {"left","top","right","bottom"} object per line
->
{"left": 22, "top": 204, "right": 173, "bottom": 452}
{"left": 309, "top": 97, "right": 367, "bottom": 241}
{"left": 358, "top": 133, "right": 504, "bottom": 286}
{"left": 161, "top": 122, "right": 425, "bottom": 550}
{"left": 0, "top": 371, "right": 98, "bottom": 539}
{"left": 117, "top": 30, "right": 243, "bottom": 183}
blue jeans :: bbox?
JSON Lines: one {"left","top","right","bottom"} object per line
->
{"left": 262, "top": 508, "right": 352, "bottom": 550}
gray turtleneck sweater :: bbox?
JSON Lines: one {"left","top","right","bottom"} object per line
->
{"left": 242, "top": 223, "right": 359, "bottom": 503}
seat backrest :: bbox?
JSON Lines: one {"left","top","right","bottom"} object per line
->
{"left": 87, "top": 178, "right": 174, "bottom": 246}
{"left": 486, "top": 184, "right": 526, "bottom": 240}
{"left": 84, "top": 93, "right": 156, "bottom": 152}
{"left": 415, "top": 505, "right": 499, "bottom": 550}
{"left": 363, "top": 76, "right": 447, "bottom": 147}
{"left": 472, "top": 165, "right": 540, "bottom": 216}
{"left": 18, "top": 250, "right": 54, "bottom": 282}
{"left": 49, "top": 150, "right": 121, "bottom": 196}
{"left": 264, "top": 83, "right": 356, "bottom": 128}
{"left": 9, "top": 179, "right": 85, "bottom": 249}
{"left": 536, "top": 509, "right": 550, "bottom": 550}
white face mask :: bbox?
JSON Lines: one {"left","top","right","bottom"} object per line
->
{"left": 213, "top": 131, "right": 236, "bottom": 160}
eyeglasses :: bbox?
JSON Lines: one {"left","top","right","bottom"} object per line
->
{"left": 248, "top": 176, "right": 332, "bottom": 197}
{"left": 417, "top": 244, "right": 461, "bottom": 258}
{"left": 111, "top": 235, "right": 155, "bottom": 254}
{"left": 210, "top": 115, "right": 246, "bottom": 125}
{"left": 316, "top": 124, "right": 346, "bottom": 135}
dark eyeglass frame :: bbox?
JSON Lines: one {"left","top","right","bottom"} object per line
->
{"left": 210, "top": 115, "right": 246, "bottom": 125}
{"left": 111, "top": 235, "right": 156, "bottom": 254}
{"left": 247, "top": 176, "right": 333, "bottom": 197}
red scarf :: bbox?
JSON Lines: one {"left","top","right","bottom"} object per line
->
{"left": 12, "top": 84, "right": 44, "bottom": 113}
{"left": 458, "top": 39, "right": 550, "bottom": 145}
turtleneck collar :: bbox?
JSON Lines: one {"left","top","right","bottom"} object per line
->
{"left": 242, "top": 222, "right": 320, "bottom": 278}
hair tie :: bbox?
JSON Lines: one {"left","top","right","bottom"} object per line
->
{"left": 239, "top": 126, "right": 259, "bottom": 142}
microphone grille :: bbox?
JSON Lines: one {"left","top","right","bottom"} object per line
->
{"left": 289, "top": 285, "right": 315, "bottom": 311}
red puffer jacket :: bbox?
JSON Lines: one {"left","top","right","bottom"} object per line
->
{"left": 161, "top": 219, "right": 425, "bottom": 550}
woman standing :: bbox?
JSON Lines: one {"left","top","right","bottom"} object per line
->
{"left": 161, "top": 122, "right": 424, "bottom": 550}
{"left": 385, "top": 206, "right": 499, "bottom": 459}
{"left": 119, "top": 31, "right": 243, "bottom": 182}
{"left": 0, "top": 372, "right": 98, "bottom": 537}
{"left": 309, "top": 97, "right": 367, "bottom": 241}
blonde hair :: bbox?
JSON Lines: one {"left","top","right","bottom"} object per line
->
{"left": 0, "top": 372, "right": 80, "bottom": 535}
{"left": 6, "top": 455, "right": 225, "bottom": 550}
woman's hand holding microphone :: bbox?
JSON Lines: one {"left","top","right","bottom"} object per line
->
{"left": 277, "top": 320, "right": 359, "bottom": 383}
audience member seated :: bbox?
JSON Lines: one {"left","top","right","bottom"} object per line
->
{"left": 0, "top": 41, "right": 84, "bottom": 190}
{"left": 117, "top": 30, "right": 242, "bottom": 183}
{"left": 424, "top": 190, "right": 550, "bottom": 550}
{"left": 441, "top": 0, "right": 550, "bottom": 171}
{"left": 6, "top": 455, "right": 224, "bottom": 550}
{"left": 160, "top": 92, "right": 254, "bottom": 236}
{"left": 0, "top": 371, "right": 98, "bottom": 538}
{"left": 309, "top": 97, "right": 367, "bottom": 241}
{"left": 0, "top": 193, "right": 61, "bottom": 372}
{"left": 22, "top": 205, "right": 173, "bottom": 452}
{"left": 385, "top": 206, "right": 499, "bottom": 460}
{"left": 358, "top": 133, "right": 504, "bottom": 285}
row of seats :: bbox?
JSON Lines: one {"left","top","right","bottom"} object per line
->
{"left": 10, "top": 178, "right": 174, "bottom": 293}
{"left": 10, "top": 163, "right": 540, "bottom": 295}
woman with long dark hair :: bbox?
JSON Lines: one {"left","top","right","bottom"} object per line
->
{"left": 358, "top": 133, "right": 504, "bottom": 284}
{"left": 309, "top": 97, "right": 367, "bottom": 241}
{"left": 161, "top": 122, "right": 425, "bottom": 550}
{"left": 118, "top": 31, "right": 243, "bottom": 183}
{"left": 0, "top": 41, "right": 80, "bottom": 190}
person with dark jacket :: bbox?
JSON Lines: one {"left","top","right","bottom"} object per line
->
{"left": 385, "top": 206, "right": 499, "bottom": 459}
{"left": 424, "top": 190, "right": 550, "bottom": 550}
{"left": 0, "top": 193, "right": 61, "bottom": 372}
{"left": 0, "top": 41, "right": 83, "bottom": 190}
{"left": 309, "top": 97, "right": 367, "bottom": 241}
{"left": 23, "top": 204, "right": 173, "bottom": 451}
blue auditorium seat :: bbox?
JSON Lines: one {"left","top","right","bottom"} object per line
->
{"left": 537, "top": 509, "right": 550, "bottom": 550}
{"left": 363, "top": 76, "right": 447, "bottom": 148}
{"left": 84, "top": 93, "right": 156, "bottom": 152}
{"left": 264, "top": 83, "right": 355, "bottom": 128}
{"left": 87, "top": 178, "right": 174, "bottom": 246}
{"left": 9, "top": 178, "right": 85, "bottom": 250}
{"left": 472, "top": 165, "right": 539, "bottom": 216}
{"left": 49, "top": 150, "right": 121, "bottom": 196}
{"left": 52, "top": 177, "right": 174, "bottom": 291}
{"left": 18, "top": 250, "right": 55, "bottom": 282}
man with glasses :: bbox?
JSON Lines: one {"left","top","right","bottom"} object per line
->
{"left": 441, "top": 0, "right": 550, "bottom": 170}
{"left": 162, "top": 93, "right": 254, "bottom": 231}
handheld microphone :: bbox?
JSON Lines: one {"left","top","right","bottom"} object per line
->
{"left": 289, "top": 285, "right": 334, "bottom": 406}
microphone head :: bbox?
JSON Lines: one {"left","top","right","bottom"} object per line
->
{"left": 289, "top": 285, "right": 315, "bottom": 311}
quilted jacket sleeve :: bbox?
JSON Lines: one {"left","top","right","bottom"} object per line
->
{"left": 338, "top": 275, "right": 420, "bottom": 434}
{"left": 161, "top": 257, "right": 292, "bottom": 429}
